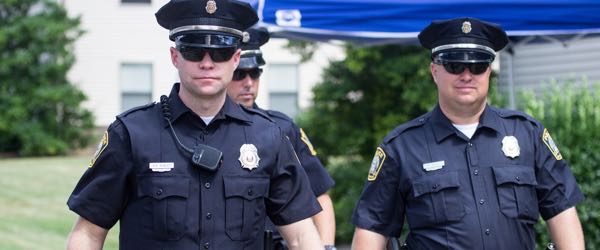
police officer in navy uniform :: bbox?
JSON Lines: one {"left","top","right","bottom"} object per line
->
{"left": 227, "top": 27, "right": 337, "bottom": 250}
{"left": 351, "top": 17, "right": 585, "bottom": 250}
{"left": 66, "top": 1, "right": 324, "bottom": 249}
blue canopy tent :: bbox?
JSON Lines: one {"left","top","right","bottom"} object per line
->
{"left": 242, "top": 0, "right": 600, "bottom": 108}
{"left": 242, "top": 0, "right": 600, "bottom": 45}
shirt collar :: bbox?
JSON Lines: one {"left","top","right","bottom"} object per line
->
{"left": 431, "top": 104, "right": 503, "bottom": 142}
{"left": 478, "top": 105, "right": 504, "bottom": 134}
{"left": 251, "top": 102, "right": 266, "bottom": 112}
{"left": 165, "top": 83, "right": 188, "bottom": 126}
{"left": 165, "top": 83, "right": 252, "bottom": 126}
{"left": 220, "top": 95, "right": 252, "bottom": 123}
{"left": 430, "top": 105, "right": 456, "bottom": 142}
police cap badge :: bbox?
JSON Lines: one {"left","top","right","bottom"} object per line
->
{"left": 418, "top": 17, "right": 509, "bottom": 64}
{"left": 155, "top": 0, "right": 258, "bottom": 45}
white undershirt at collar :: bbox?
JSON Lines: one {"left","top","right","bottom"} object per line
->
{"left": 452, "top": 122, "right": 479, "bottom": 139}
{"left": 200, "top": 116, "right": 214, "bottom": 125}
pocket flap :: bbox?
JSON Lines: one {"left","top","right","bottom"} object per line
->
{"left": 138, "top": 175, "right": 190, "bottom": 200}
{"left": 492, "top": 165, "right": 537, "bottom": 186}
{"left": 224, "top": 175, "right": 269, "bottom": 200}
{"left": 413, "top": 171, "right": 460, "bottom": 197}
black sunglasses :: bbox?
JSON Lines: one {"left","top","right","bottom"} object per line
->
{"left": 437, "top": 62, "right": 490, "bottom": 75}
{"left": 232, "top": 68, "right": 263, "bottom": 81}
{"left": 178, "top": 46, "right": 237, "bottom": 63}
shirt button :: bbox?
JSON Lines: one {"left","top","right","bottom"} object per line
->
{"left": 156, "top": 188, "right": 163, "bottom": 196}
{"left": 468, "top": 142, "right": 473, "bottom": 147}
{"left": 204, "top": 242, "right": 210, "bottom": 249}
{"left": 432, "top": 184, "right": 438, "bottom": 190}
{"left": 206, "top": 213, "right": 212, "bottom": 220}
{"left": 248, "top": 189, "right": 254, "bottom": 196}
{"left": 204, "top": 182, "right": 211, "bottom": 189}
{"left": 473, "top": 169, "right": 479, "bottom": 175}
{"left": 516, "top": 176, "right": 520, "bottom": 181}
{"left": 485, "top": 229, "right": 491, "bottom": 235}
{"left": 479, "top": 199, "right": 485, "bottom": 205}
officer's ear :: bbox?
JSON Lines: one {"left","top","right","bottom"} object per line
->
{"left": 170, "top": 47, "right": 179, "bottom": 67}
{"left": 430, "top": 62, "right": 439, "bottom": 84}
{"left": 232, "top": 48, "right": 242, "bottom": 68}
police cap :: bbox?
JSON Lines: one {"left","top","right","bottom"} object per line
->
{"left": 156, "top": 0, "right": 258, "bottom": 48}
{"left": 418, "top": 17, "right": 508, "bottom": 63}
{"left": 238, "top": 27, "right": 270, "bottom": 69}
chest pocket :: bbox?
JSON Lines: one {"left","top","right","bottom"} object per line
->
{"left": 223, "top": 175, "right": 269, "bottom": 241}
{"left": 407, "top": 171, "right": 465, "bottom": 228}
{"left": 492, "top": 165, "right": 539, "bottom": 223}
{"left": 138, "top": 175, "right": 190, "bottom": 240}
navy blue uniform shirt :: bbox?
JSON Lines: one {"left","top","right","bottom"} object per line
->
{"left": 254, "top": 105, "right": 335, "bottom": 196}
{"left": 68, "top": 83, "right": 321, "bottom": 250}
{"left": 352, "top": 105, "right": 583, "bottom": 250}
{"left": 254, "top": 105, "right": 335, "bottom": 239}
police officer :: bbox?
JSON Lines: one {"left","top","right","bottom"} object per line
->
{"left": 351, "top": 17, "right": 585, "bottom": 250}
{"left": 66, "top": 0, "right": 323, "bottom": 249}
{"left": 226, "top": 27, "right": 337, "bottom": 250}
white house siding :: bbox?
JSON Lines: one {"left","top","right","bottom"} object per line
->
{"left": 64, "top": 1, "right": 344, "bottom": 127}
{"left": 65, "top": 1, "right": 174, "bottom": 126}
{"left": 498, "top": 35, "right": 600, "bottom": 106}
{"left": 258, "top": 39, "right": 345, "bottom": 113}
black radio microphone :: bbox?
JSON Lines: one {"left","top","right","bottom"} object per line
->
{"left": 160, "top": 95, "right": 222, "bottom": 172}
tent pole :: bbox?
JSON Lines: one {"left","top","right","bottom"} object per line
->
{"left": 506, "top": 50, "right": 516, "bottom": 109}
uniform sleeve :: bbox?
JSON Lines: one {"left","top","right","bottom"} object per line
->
{"left": 67, "top": 120, "right": 134, "bottom": 229}
{"left": 285, "top": 122, "right": 335, "bottom": 196}
{"left": 266, "top": 130, "right": 322, "bottom": 226}
{"left": 352, "top": 144, "right": 405, "bottom": 237}
{"left": 534, "top": 126, "right": 584, "bottom": 220}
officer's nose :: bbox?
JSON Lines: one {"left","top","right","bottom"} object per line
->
{"left": 459, "top": 67, "right": 474, "bottom": 80}
{"left": 241, "top": 75, "right": 253, "bottom": 87}
{"left": 197, "top": 52, "right": 215, "bottom": 69}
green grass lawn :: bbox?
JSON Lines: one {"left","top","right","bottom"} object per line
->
{"left": 0, "top": 156, "right": 119, "bottom": 250}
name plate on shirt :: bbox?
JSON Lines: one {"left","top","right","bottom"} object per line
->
{"left": 149, "top": 162, "right": 174, "bottom": 172}
{"left": 423, "top": 160, "right": 445, "bottom": 171}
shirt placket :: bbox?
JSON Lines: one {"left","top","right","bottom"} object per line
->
{"left": 466, "top": 139, "right": 497, "bottom": 250}
{"left": 198, "top": 125, "right": 215, "bottom": 249}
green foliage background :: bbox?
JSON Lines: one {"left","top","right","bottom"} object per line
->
{"left": 298, "top": 43, "right": 599, "bottom": 247}
{"left": 518, "top": 81, "right": 600, "bottom": 248}
{"left": 297, "top": 44, "right": 436, "bottom": 162}
{"left": 0, "top": 0, "right": 94, "bottom": 156}
{"left": 296, "top": 44, "right": 438, "bottom": 243}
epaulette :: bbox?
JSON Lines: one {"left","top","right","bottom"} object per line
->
{"left": 240, "top": 105, "right": 274, "bottom": 123}
{"left": 265, "top": 110, "right": 293, "bottom": 122}
{"left": 117, "top": 102, "right": 156, "bottom": 118}
{"left": 383, "top": 112, "right": 431, "bottom": 143}
{"left": 491, "top": 106, "right": 541, "bottom": 127}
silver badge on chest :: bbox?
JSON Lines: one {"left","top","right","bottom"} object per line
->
{"left": 501, "top": 136, "right": 520, "bottom": 158}
{"left": 239, "top": 144, "right": 260, "bottom": 170}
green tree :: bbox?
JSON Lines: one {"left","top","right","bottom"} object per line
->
{"left": 297, "top": 44, "right": 438, "bottom": 242}
{"left": 298, "top": 44, "right": 436, "bottom": 162}
{"left": 517, "top": 81, "right": 600, "bottom": 249}
{"left": 0, "top": 0, "right": 93, "bottom": 156}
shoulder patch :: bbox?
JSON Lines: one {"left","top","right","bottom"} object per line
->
{"left": 241, "top": 105, "right": 274, "bottom": 123}
{"left": 299, "top": 128, "right": 318, "bottom": 156}
{"left": 542, "top": 128, "right": 563, "bottom": 160}
{"left": 89, "top": 131, "right": 109, "bottom": 167}
{"left": 367, "top": 147, "right": 386, "bottom": 181}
